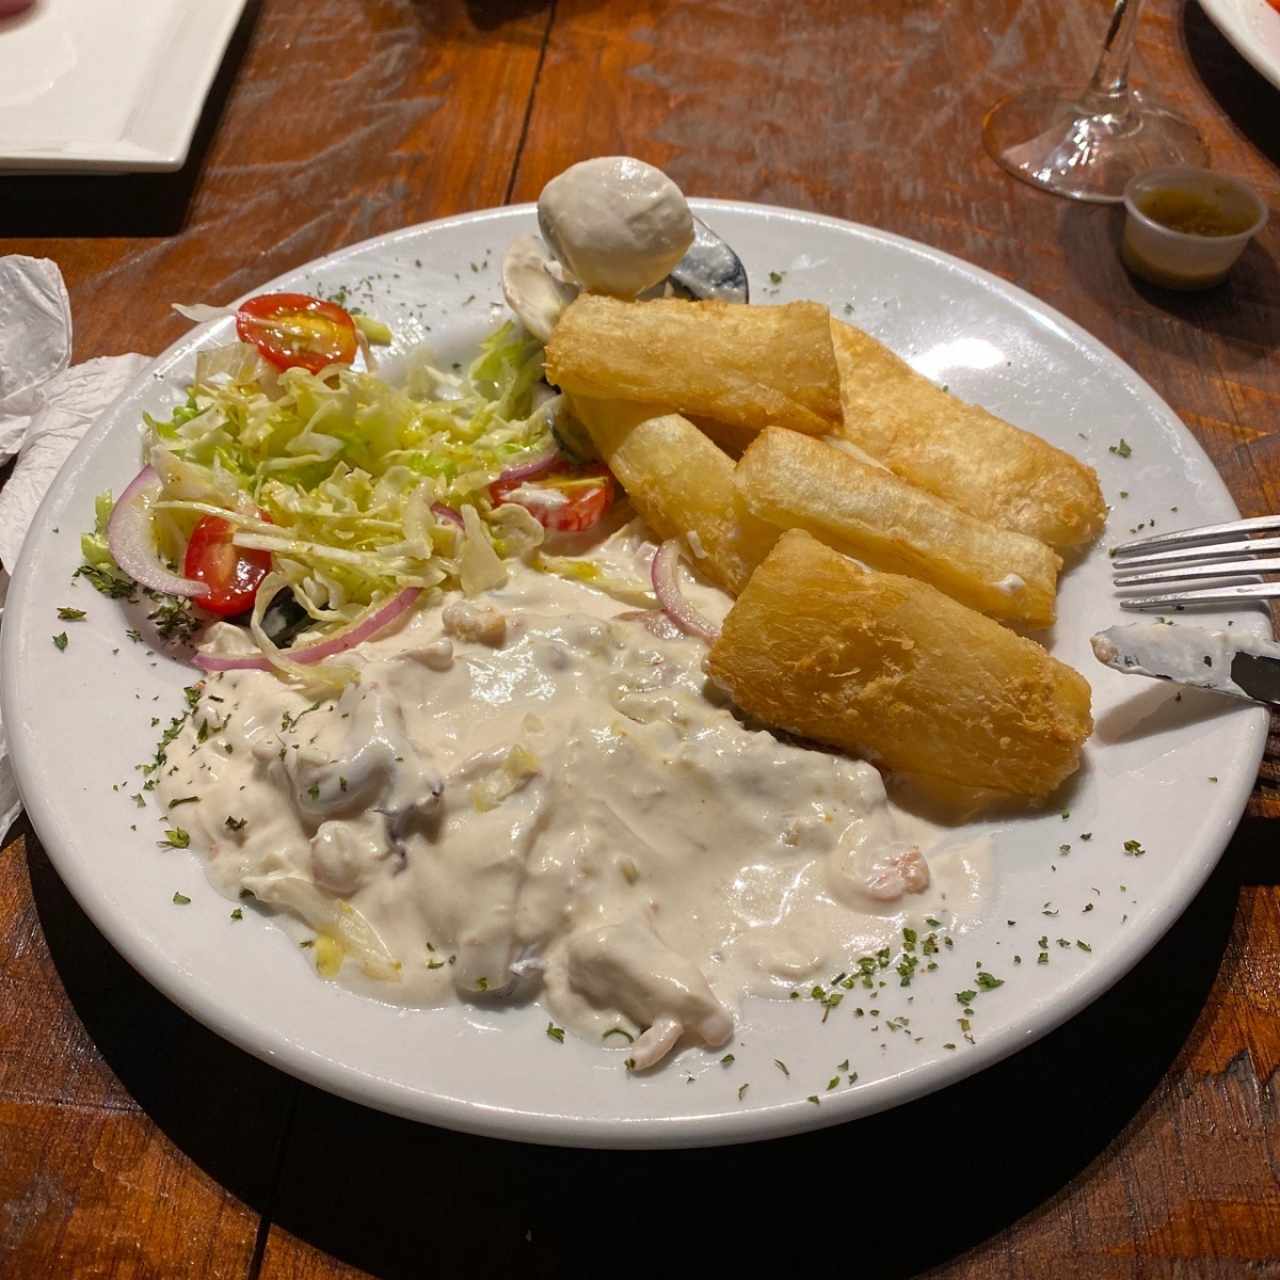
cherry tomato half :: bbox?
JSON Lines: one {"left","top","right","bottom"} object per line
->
{"left": 490, "top": 462, "right": 616, "bottom": 533}
{"left": 183, "top": 515, "right": 272, "bottom": 617}
{"left": 235, "top": 292, "right": 358, "bottom": 374}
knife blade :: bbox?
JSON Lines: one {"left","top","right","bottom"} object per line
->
{"left": 1090, "top": 622, "right": 1280, "bottom": 706}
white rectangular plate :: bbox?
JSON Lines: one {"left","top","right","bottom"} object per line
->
{"left": 0, "top": 0, "right": 247, "bottom": 173}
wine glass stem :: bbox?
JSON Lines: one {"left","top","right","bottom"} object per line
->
{"left": 1086, "top": 0, "right": 1144, "bottom": 99}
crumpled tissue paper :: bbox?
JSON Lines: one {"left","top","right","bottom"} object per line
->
{"left": 0, "top": 256, "right": 151, "bottom": 841}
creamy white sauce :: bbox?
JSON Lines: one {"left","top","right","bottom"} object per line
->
{"left": 992, "top": 573, "right": 1026, "bottom": 595}
{"left": 159, "top": 525, "right": 991, "bottom": 1068}
{"left": 1091, "top": 621, "right": 1280, "bottom": 700}
{"left": 537, "top": 156, "right": 694, "bottom": 298}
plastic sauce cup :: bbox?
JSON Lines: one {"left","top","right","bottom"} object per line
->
{"left": 1121, "top": 166, "right": 1268, "bottom": 291}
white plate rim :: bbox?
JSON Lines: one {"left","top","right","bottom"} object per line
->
{"left": 1197, "top": 0, "right": 1280, "bottom": 93}
{"left": 0, "top": 0, "right": 247, "bottom": 173}
{"left": 3, "top": 199, "right": 1268, "bottom": 1148}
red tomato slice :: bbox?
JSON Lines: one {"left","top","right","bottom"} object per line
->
{"left": 235, "top": 292, "right": 358, "bottom": 374}
{"left": 490, "top": 463, "right": 616, "bottom": 533}
{"left": 183, "top": 515, "right": 272, "bottom": 617}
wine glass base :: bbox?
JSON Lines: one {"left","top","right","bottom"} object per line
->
{"left": 982, "top": 86, "right": 1209, "bottom": 203}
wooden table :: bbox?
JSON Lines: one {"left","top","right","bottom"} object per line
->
{"left": 2, "top": 2, "right": 1278, "bottom": 1275}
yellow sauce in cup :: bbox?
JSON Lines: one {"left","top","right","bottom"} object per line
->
{"left": 1121, "top": 168, "right": 1267, "bottom": 291}
{"left": 1136, "top": 189, "right": 1257, "bottom": 238}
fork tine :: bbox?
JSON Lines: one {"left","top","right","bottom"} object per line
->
{"left": 1111, "top": 535, "right": 1280, "bottom": 570}
{"left": 1114, "top": 556, "right": 1280, "bottom": 587}
{"left": 1118, "top": 581, "right": 1280, "bottom": 610}
{"left": 1111, "top": 514, "right": 1280, "bottom": 558}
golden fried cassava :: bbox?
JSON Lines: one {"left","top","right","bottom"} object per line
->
{"left": 830, "top": 320, "right": 1106, "bottom": 550}
{"left": 547, "top": 296, "right": 842, "bottom": 436}
{"left": 706, "top": 530, "right": 1092, "bottom": 798}
{"left": 735, "top": 427, "right": 1061, "bottom": 627}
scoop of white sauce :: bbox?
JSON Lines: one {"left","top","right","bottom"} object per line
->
{"left": 537, "top": 156, "right": 694, "bottom": 297}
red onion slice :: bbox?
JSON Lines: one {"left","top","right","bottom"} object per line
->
{"left": 193, "top": 586, "right": 421, "bottom": 673}
{"left": 106, "top": 466, "right": 205, "bottom": 598}
{"left": 650, "top": 539, "right": 720, "bottom": 642}
{"left": 430, "top": 502, "right": 464, "bottom": 529}
{"left": 495, "top": 445, "right": 561, "bottom": 486}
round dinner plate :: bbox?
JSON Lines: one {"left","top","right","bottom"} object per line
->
{"left": 1198, "top": 0, "right": 1280, "bottom": 93}
{"left": 4, "top": 201, "right": 1268, "bottom": 1148}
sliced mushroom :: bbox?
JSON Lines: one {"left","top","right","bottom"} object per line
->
{"left": 501, "top": 233, "right": 578, "bottom": 343}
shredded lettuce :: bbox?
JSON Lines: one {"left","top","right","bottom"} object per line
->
{"left": 134, "top": 322, "right": 551, "bottom": 638}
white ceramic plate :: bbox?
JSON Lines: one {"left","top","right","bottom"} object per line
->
{"left": 1198, "top": 0, "right": 1280, "bottom": 92}
{"left": 0, "top": 0, "right": 246, "bottom": 173}
{"left": 3, "top": 202, "right": 1268, "bottom": 1148}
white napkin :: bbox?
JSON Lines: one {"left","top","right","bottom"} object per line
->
{"left": 0, "top": 256, "right": 150, "bottom": 841}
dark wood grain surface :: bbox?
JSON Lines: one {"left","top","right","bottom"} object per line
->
{"left": 3, "top": 1, "right": 1279, "bottom": 1275}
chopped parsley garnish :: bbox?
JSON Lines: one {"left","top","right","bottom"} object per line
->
{"left": 125, "top": 628, "right": 143, "bottom": 644}
{"left": 281, "top": 699, "right": 325, "bottom": 732}
{"left": 768, "top": 270, "right": 784, "bottom": 284}
{"left": 172, "top": 891, "right": 191, "bottom": 905}
{"left": 224, "top": 816, "right": 247, "bottom": 832}
{"left": 774, "top": 1059, "right": 790, "bottom": 1078}
{"left": 719, "top": 1053, "right": 735, "bottom": 1066}
{"left": 147, "top": 595, "right": 199, "bottom": 643}
{"left": 158, "top": 828, "right": 190, "bottom": 849}
{"left": 230, "top": 908, "right": 243, "bottom": 921}
{"left": 475, "top": 976, "right": 489, "bottom": 992}
{"left": 1123, "top": 839, "right": 1145, "bottom": 856}
{"left": 167, "top": 795, "right": 199, "bottom": 809}
{"left": 546, "top": 1023, "right": 565, "bottom": 1044}
{"left": 306, "top": 783, "right": 320, "bottom": 801}
{"left": 737, "top": 1083, "right": 749, "bottom": 1101}
{"left": 1076, "top": 940, "right": 1093, "bottom": 953}
{"left": 1109, "top": 438, "right": 1132, "bottom": 458}
{"left": 57, "top": 607, "right": 86, "bottom": 621}
{"left": 974, "top": 971, "right": 1003, "bottom": 991}
{"left": 806, "top": 1095, "right": 820, "bottom": 1106}
{"left": 956, "top": 989, "right": 977, "bottom": 1005}
{"left": 52, "top": 632, "right": 68, "bottom": 651}
{"left": 74, "top": 562, "right": 137, "bottom": 599}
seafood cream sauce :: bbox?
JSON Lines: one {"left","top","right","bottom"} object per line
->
{"left": 158, "top": 523, "right": 990, "bottom": 1070}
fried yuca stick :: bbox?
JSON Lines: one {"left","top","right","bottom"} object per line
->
{"left": 830, "top": 320, "right": 1106, "bottom": 550}
{"left": 706, "top": 530, "right": 1092, "bottom": 798}
{"left": 735, "top": 427, "right": 1061, "bottom": 627}
{"left": 570, "top": 396, "right": 779, "bottom": 594}
{"left": 547, "top": 296, "right": 842, "bottom": 436}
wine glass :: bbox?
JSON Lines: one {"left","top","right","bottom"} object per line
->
{"left": 982, "top": 0, "right": 1208, "bottom": 203}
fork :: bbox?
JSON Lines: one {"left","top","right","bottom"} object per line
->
{"left": 1110, "top": 515, "right": 1280, "bottom": 610}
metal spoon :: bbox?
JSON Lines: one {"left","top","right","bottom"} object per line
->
{"left": 666, "top": 215, "right": 749, "bottom": 303}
